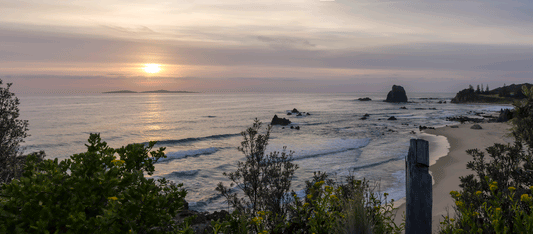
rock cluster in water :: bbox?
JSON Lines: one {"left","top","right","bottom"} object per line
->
{"left": 271, "top": 115, "right": 291, "bottom": 126}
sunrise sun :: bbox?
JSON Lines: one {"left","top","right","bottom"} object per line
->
{"left": 143, "top": 64, "right": 161, "bottom": 74}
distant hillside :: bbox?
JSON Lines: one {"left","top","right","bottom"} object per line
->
{"left": 140, "top": 90, "right": 197, "bottom": 93}
{"left": 451, "top": 83, "right": 532, "bottom": 104}
{"left": 103, "top": 90, "right": 197, "bottom": 94}
{"left": 103, "top": 90, "right": 137, "bottom": 93}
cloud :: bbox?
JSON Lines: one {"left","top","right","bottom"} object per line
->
{"left": 2, "top": 26, "right": 533, "bottom": 76}
{"left": 256, "top": 36, "right": 316, "bottom": 48}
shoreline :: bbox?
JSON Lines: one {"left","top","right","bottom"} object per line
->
{"left": 394, "top": 122, "right": 513, "bottom": 233}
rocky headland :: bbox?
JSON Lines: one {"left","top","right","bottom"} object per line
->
{"left": 451, "top": 83, "right": 531, "bottom": 104}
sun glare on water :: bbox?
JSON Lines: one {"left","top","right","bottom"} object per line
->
{"left": 143, "top": 64, "right": 161, "bottom": 74}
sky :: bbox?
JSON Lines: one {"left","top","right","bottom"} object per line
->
{"left": 1, "top": 0, "right": 532, "bottom": 94}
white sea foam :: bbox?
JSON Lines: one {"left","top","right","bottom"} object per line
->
{"left": 286, "top": 138, "right": 371, "bottom": 161}
{"left": 384, "top": 170, "right": 407, "bottom": 205}
{"left": 161, "top": 147, "right": 219, "bottom": 162}
{"left": 478, "top": 105, "right": 514, "bottom": 112}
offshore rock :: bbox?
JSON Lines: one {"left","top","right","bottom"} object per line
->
{"left": 271, "top": 115, "right": 291, "bottom": 126}
{"left": 385, "top": 85, "right": 408, "bottom": 103}
{"left": 358, "top": 97, "right": 372, "bottom": 101}
{"left": 388, "top": 116, "right": 398, "bottom": 121}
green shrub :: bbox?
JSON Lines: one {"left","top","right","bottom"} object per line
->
{"left": 0, "top": 133, "right": 188, "bottom": 233}
{"left": 288, "top": 173, "right": 403, "bottom": 234}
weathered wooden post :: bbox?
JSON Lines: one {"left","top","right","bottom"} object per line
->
{"left": 406, "top": 139, "right": 432, "bottom": 234}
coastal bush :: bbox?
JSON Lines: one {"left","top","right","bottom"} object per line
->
{"left": 284, "top": 173, "right": 403, "bottom": 234}
{"left": 440, "top": 85, "right": 533, "bottom": 233}
{"left": 0, "top": 79, "right": 38, "bottom": 184}
{"left": 0, "top": 133, "right": 188, "bottom": 233}
{"left": 213, "top": 171, "right": 404, "bottom": 234}
{"left": 216, "top": 119, "right": 299, "bottom": 231}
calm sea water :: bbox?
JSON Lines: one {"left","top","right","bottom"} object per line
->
{"left": 17, "top": 92, "right": 511, "bottom": 211}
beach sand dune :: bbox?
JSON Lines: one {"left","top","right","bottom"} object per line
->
{"left": 395, "top": 122, "right": 513, "bottom": 233}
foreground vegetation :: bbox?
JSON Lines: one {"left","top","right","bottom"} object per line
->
{"left": 213, "top": 119, "right": 403, "bottom": 234}
{"left": 440, "top": 85, "right": 533, "bottom": 233}
{"left": 0, "top": 79, "right": 403, "bottom": 233}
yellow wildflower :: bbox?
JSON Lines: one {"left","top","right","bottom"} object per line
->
{"left": 307, "top": 194, "right": 313, "bottom": 199}
{"left": 303, "top": 202, "right": 310, "bottom": 207}
{"left": 108, "top": 197, "right": 118, "bottom": 201}
{"left": 455, "top": 201, "right": 464, "bottom": 207}
{"left": 475, "top": 191, "right": 482, "bottom": 196}
{"left": 330, "top": 194, "right": 338, "bottom": 200}
{"left": 521, "top": 194, "right": 530, "bottom": 202}
{"left": 450, "top": 218, "right": 455, "bottom": 222}
{"left": 495, "top": 208, "right": 501, "bottom": 213}
{"left": 530, "top": 186, "right": 533, "bottom": 191}
{"left": 509, "top": 186, "right": 516, "bottom": 192}
{"left": 490, "top": 184, "right": 498, "bottom": 191}
{"left": 111, "top": 159, "right": 126, "bottom": 165}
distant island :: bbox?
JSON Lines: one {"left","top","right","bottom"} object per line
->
{"left": 103, "top": 90, "right": 197, "bottom": 94}
{"left": 451, "top": 83, "right": 532, "bottom": 104}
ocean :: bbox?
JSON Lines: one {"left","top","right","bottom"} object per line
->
{"left": 17, "top": 92, "right": 512, "bottom": 212}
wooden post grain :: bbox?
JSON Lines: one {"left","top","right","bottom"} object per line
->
{"left": 406, "top": 139, "right": 432, "bottom": 234}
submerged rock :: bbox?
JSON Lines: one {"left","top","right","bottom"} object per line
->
{"left": 385, "top": 85, "right": 408, "bottom": 103}
{"left": 388, "top": 116, "right": 398, "bottom": 121}
{"left": 419, "top": 126, "right": 435, "bottom": 131}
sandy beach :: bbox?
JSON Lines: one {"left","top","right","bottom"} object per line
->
{"left": 395, "top": 122, "right": 514, "bottom": 233}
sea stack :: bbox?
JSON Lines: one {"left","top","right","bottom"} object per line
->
{"left": 385, "top": 85, "right": 408, "bottom": 103}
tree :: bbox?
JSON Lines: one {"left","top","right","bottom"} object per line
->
{"left": 511, "top": 85, "right": 533, "bottom": 151}
{"left": 476, "top": 85, "right": 481, "bottom": 94}
{"left": 486, "top": 84, "right": 490, "bottom": 94}
{"left": 0, "top": 79, "right": 34, "bottom": 184}
{"left": 216, "top": 119, "right": 298, "bottom": 228}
